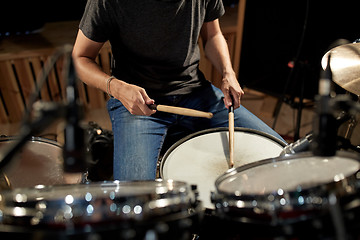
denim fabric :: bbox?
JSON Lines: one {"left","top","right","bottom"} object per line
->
{"left": 107, "top": 85, "right": 286, "bottom": 181}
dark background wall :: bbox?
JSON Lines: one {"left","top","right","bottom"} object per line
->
{"left": 0, "top": 0, "right": 87, "bottom": 36}
{"left": 0, "top": 0, "right": 237, "bottom": 36}
{"left": 239, "top": 0, "right": 360, "bottom": 100}
{"left": 0, "top": 0, "right": 238, "bottom": 36}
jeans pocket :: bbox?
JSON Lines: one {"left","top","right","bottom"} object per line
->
{"left": 107, "top": 98, "right": 127, "bottom": 113}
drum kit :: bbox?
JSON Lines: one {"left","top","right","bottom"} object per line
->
{"left": 0, "top": 40, "right": 360, "bottom": 240}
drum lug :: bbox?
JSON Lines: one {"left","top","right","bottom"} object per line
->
{"left": 191, "top": 184, "right": 201, "bottom": 202}
{"left": 81, "top": 171, "right": 89, "bottom": 183}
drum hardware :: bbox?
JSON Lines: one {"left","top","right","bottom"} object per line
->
{"left": 333, "top": 95, "right": 360, "bottom": 154}
{"left": 336, "top": 99, "right": 358, "bottom": 140}
{"left": 315, "top": 94, "right": 360, "bottom": 155}
{"left": 280, "top": 107, "right": 356, "bottom": 156}
{"left": 342, "top": 113, "right": 358, "bottom": 140}
{"left": 280, "top": 131, "right": 313, "bottom": 156}
{"left": 336, "top": 138, "right": 360, "bottom": 154}
{"left": 80, "top": 171, "right": 89, "bottom": 183}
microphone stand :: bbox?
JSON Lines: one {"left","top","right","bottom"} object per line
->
{"left": 312, "top": 53, "right": 337, "bottom": 156}
{"left": 62, "top": 56, "right": 88, "bottom": 173}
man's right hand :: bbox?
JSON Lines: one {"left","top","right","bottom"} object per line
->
{"left": 111, "top": 79, "right": 156, "bottom": 116}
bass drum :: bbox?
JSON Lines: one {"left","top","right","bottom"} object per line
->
{"left": 210, "top": 151, "right": 360, "bottom": 239}
{"left": 159, "top": 127, "right": 287, "bottom": 209}
{"left": 0, "top": 136, "right": 81, "bottom": 189}
{"left": 0, "top": 180, "right": 202, "bottom": 240}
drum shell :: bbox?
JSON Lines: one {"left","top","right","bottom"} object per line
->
{"left": 210, "top": 151, "right": 360, "bottom": 239}
{"left": 0, "top": 180, "right": 202, "bottom": 240}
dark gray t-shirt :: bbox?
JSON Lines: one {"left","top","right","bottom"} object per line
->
{"left": 79, "top": 0, "right": 225, "bottom": 98}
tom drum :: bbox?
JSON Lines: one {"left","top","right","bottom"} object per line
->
{"left": 210, "top": 151, "right": 360, "bottom": 239}
{"left": 0, "top": 136, "right": 81, "bottom": 189}
{"left": 159, "top": 127, "right": 287, "bottom": 209}
{"left": 0, "top": 180, "right": 202, "bottom": 239}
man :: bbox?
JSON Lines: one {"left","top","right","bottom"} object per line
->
{"left": 72, "top": 0, "right": 285, "bottom": 181}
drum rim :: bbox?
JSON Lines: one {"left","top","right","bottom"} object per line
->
{"left": 214, "top": 150, "right": 360, "bottom": 191}
{"left": 0, "top": 179, "right": 192, "bottom": 197}
{"left": 0, "top": 135, "right": 61, "bottom": 148}
{"left": 159, "top": 127, "right": 287, "bottom": 177}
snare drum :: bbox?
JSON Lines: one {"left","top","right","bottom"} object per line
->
{"left": 210, "top": 151, "right": 360, "bottom": 239}
{"left": 159, "top": 127, "right": 286, "bottom": 209}
{"left": 0, "top": 136, "right": 81, "bottom": 189}
{"left": 0, "top": 180, "right": 202, "bottom": 239}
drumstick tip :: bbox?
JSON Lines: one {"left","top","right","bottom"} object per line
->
{"left": 229, "top": 162, "right": 234, "bottom": 169}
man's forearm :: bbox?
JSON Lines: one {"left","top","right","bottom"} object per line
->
{"left": 203, "top": 33, "right": 235, "bottom": 81}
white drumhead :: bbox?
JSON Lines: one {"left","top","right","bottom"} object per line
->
{"left": 160, "top": 128, "right": 286, "bottom": 209}
{"left": 217, "top": 155, "right": 360, "bottom": 195}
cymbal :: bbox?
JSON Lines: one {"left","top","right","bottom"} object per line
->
{"left": 322, "top": 42, "right": 360, "bottom": 96}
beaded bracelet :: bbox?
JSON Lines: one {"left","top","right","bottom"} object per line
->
{"left": 106, "top": 76, "right": 116, "bottom": 98}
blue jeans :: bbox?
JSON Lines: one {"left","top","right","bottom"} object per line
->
{"left": 107, "top": 85, "right": 286, "bottom": 181}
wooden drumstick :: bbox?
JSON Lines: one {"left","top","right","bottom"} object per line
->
{"left": 229, "top": 104, "right": 235, "bottom": 168}
{"left": 149, "top": 104, "right": 213, "bottom": 119}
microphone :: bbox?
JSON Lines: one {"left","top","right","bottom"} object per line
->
{"left": 62, "top": 56, "right": 88, "bottom": 173}
{"left": 280, "top": 132, "right": 313, "bottom": 156}
{"left": 311, "top": 53, "right": 337, "bottom": 156}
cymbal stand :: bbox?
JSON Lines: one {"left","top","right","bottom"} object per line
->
{"left": 341, "top": 96, "right": 359, "bottom": 140}
{"left": 336, "top": 96, "right": 360, "bottom": 153}
{"left": 272, "top": 61, "right": 312, "bottom": 141}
